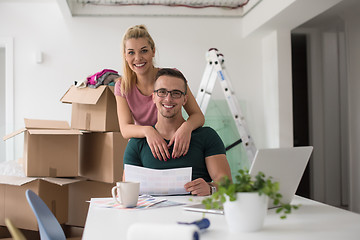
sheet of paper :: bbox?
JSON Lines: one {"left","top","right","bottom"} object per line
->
{"left": 89, "top": 196, "right": 179, "bottom": 210}
{"left": 124, "top": 164, "right": 192, "bottom": 195}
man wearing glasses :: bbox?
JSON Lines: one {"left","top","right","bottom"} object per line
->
{"left": 123, "top": 68, "right": 232, "bottom": 196}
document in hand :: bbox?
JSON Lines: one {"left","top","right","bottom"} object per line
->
{"left": 124, "top": 164, "right": 192, "bottom": 195}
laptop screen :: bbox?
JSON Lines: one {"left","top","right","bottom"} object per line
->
{"left": 249, "top": 146, "right": 313, "bottom": 208}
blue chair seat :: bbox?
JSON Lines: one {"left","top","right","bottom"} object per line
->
{"left": 25, "top": 189, "right": 66, "bottom": 240}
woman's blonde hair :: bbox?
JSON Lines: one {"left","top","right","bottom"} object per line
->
{"left": 121, "top": 24, "right": 156, "bottom": 95}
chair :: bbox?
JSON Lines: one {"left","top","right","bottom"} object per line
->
{"left": 5, "top": 218, "right": 27, "bottom": 240}
{"left": 25, "top": 189, "right": 66, "bottom": 240}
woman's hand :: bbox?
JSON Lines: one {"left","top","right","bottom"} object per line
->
{"left": 184, "top": 178, "right": 211, "bottom": 196}
{"left": 168, "top": 121, "right": 192, "bottom": 159}
{"left": 145, "top": 127, "right": 170, "bottom": 161}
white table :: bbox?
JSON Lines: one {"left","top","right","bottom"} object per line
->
{"left": 82, "top": 195, "right": 360, "bottom": 240}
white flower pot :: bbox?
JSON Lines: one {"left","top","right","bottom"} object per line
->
{"left": 223, "top": 192, "right": 268, "bottom": 232}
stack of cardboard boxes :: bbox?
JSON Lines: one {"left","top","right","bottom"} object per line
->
{"left": 0, "top": 85, "right": 128, "bottom": 237}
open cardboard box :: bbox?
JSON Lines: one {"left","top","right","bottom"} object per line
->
{"left": 3, "top": 119, "right": 82, "bottom": 177}
{"left": 0, "top": 176, "right": 82, "bottom": 231}
{"left": 61, "top": 85, "right": 120, "bottom": 132}
{"left": 0, "top": 225, "right": 41, "bottom": 240}
{"left": 79, "top": 132, "right": 127, "bottom": 183}
{"left": 67, "top": 180, "right": 114, "bottom": 227}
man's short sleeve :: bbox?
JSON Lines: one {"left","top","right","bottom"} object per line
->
{"left": 203, "top": 127, "right": 226, "bottom": 157}
{"left": 123, "top": 138, "right": 143, "bottom": 167}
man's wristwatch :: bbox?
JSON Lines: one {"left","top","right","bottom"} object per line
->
{"left": 209, "top": 184, "right": 217, "bottom": 195}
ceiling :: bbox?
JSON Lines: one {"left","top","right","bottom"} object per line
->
{"left": 64, "top": 0, "right": 261, "bottom": 17}
{"left": 298, "top": 0, "right": 360, "bottom": 28}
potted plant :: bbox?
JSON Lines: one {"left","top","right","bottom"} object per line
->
{"left": 202, "top": 169, "right": 299, "bottom": 232}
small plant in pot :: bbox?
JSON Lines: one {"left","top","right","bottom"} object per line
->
{"left": 202, "top": 169, "right": 299, "bottom": 232}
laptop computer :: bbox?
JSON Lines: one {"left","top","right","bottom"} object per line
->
{"left": 249, "top": 146, "right": 313, "bottom": 208}
{"left": 183, "top": 146, "right": 313, "bottom": 214}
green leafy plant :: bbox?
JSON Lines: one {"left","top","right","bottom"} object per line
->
{"left": 202, "top": 169, "right": 299, "bottom": 219}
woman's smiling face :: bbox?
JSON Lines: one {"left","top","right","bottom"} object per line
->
{"left": 124, "top": 37, "right": 155, "bottom": 76}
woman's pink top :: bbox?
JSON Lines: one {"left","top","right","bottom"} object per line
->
{"left": 115, "top": 80, "right": 157, "bottom": 126}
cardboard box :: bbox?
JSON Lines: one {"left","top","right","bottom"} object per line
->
{"left": 0, "top": 226, "right": 11, "bottom": 239}
{"left": 0, "top": 176, "right": 81, "bottom": 231}
{"left": 0, "top": 225, "right": 41, "bottom": 240}
{"left": 3, "top": 119, "right": 82, "bottom": 177}
{"left": 0, "top": 225, "right": 40, "bottom": 240}
{"left": 79, "top": 132, "right": 127, "bottom": 183}
{"left": 61, "top": 85, "right": 120, "bottom": 132}
{"left": 67, "top": 180, "right": 113, "bottom": 227}
{"left": 63, "top": 225, "right": 84, "bottom": 239}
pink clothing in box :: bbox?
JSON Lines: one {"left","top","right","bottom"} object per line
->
{"left": 115, "top": 80, "right": 157, "bottom": 126}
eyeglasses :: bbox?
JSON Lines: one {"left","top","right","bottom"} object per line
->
{"left": 154, "top": 88, "right": 186, "bottom": 99}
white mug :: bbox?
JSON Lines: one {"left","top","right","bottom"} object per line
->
{"left": 111, "top": 182, "right": 140, "bottom": 208}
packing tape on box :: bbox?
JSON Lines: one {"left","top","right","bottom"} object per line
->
{"left": 127, "top": 223, "right": 200, "bottom": 240}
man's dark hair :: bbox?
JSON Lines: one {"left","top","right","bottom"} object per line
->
{"left": 155, "top": 68, "right": 188, "bottom": 94}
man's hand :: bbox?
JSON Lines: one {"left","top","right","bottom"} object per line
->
{"left": 184, "top": 178, "right": 211, "bottom": 196}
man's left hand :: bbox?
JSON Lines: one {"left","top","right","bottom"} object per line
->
{"left": 184, "top": 178, "right": 210, "bottom": 196}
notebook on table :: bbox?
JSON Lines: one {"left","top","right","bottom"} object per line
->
{"left": 183, "top": 202, "right": 224, "bottom": 215}
{"left": 183, "top": 146, "right": 313, "bottom": 213}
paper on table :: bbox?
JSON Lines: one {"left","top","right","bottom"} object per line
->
{"left": 89, "top": 196, "right": 173, "bottom": 210}
{"left": 124, "top": 164, "right": 192, "bottom": 195}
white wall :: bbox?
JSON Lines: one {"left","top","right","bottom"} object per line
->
{"left": 0, "top": 36, "right": 14, "bottom": 163}
{"left": 345, "top": 7, "right": 360, "bottom": 213}
{"left": 292, "top": 0, "right": 360, "bottom": 213}
{"left": 0, "top": 0, "right": 342, "bottom": 161}
{"left": 241, "top": 0, "right": 342, "bottom": 150}
{"left": 0, "top": 47, "right": 5, "bottom": 162}
{"left": 0, "top": 0, "right": 247, "bottom": 161}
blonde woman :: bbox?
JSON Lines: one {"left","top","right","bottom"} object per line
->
{"left": 115, "top": 24, "right": 204, "bottom": 161}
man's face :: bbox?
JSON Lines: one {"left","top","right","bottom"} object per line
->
{"left": 153, "top": 75, "right": 187, "bottom": 119}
